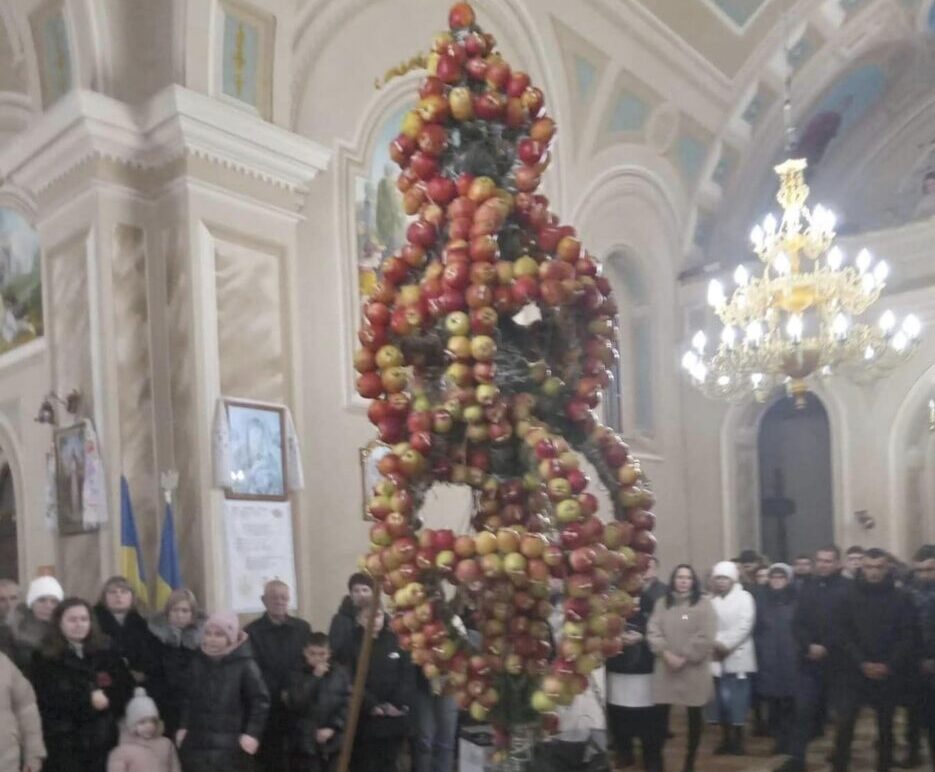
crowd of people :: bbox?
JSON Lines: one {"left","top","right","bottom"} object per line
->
{"left": 0, "top": 543, "right": 932, "bottom": 772}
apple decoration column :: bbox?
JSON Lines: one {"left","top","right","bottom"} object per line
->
{"left": 355, "top": 0, "right": 657, "bottom": 756}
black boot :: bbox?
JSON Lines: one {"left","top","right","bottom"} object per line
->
{"left": 730, "top": 726, "right": 746, "bottom": 755}
{"left": 681, "top": 752, "right": 696, "bottom": 772}
{"left": 714, "top": 723, "right": 732, "bottom": 755}
{"left": 774, "top": 760, "right": 805, "bottom": 772}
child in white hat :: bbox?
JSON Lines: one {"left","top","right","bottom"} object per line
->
{"left": 107, "top": 687, "right": 181, "bottom": 772}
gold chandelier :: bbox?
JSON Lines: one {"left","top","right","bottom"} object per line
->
{"left": 681, "top": 158, "right": 921, "bottom": 406}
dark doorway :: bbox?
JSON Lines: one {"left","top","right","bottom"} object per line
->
{"left": 0, "top": 462, "right": 17, "bottom": 580}
{"left": 758, "top": 395, "right": 833, "bottom": 562}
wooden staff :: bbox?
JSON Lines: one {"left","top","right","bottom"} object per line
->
{"left": 336, "top": 585, "right": 384, "bottom": 772}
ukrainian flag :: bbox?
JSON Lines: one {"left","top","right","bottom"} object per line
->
{"left": 155, "top": 499, "right": 182, "bottom": 609}
{"left": 119, "top": 476, "right": 150, "bottom": 609}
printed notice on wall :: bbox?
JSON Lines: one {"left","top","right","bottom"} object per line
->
{"left": 223, "top": 499, "right": 297, "bottom": 613}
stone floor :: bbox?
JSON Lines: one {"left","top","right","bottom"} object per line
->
{"left": 640, "top": 711, "right": 929, "bottom": 771}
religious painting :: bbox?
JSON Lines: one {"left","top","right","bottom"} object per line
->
{"left": 792, "top": 64, "right": 886, "bottom": 170}
{"left": 224, "top": 400, "right": 287, "bottom": 501}
{"left": 31, "top": 1, "right": 73, "bottom": 108}
{"left": 0, "top": 209, "right": 43, "bottom": 356}
{"left": 55, "top": 422, "right": 89, "bottom": 534}
{"left": 355, "top": 105, "right": 411, "bottom": 299}
{"left": 360, "top": 440, "right": 391, "bottom": 520}
{"left": 219, "top": 2, "right": 271, "bottom": 118}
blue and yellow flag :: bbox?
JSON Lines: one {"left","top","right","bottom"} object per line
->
{"left": 119, "top": 476, "right": 150, "bottom": 609}
{"left": 155, "top": 500, "right": 182, "bottom": 610}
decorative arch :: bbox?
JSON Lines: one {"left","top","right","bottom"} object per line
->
{"left": 0, "top": 409, "right": 28, "bottom": 583}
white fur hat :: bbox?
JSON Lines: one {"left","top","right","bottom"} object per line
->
{"left": 125, "top": 687, "right": 159, "bottom": 728}
{"left": 712, "top": 561, "right": 739, "bottom": 582}
{"left": 26, "top": 576, "right": 64, "bottom": 608}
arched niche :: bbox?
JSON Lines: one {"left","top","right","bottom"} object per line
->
{"left": 0, "top": 412, "right": 26, "bottom": 583}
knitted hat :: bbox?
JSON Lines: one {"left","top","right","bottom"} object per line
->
{"left": 205, "top": 610, "right": 240, "bottom": 643}
{"left": 125, "top": 687, "right": 159, "bottom": 729}
{"left": 712, "top": 561, "right": 739, "bottom": 582}
{"left": 768, "top": 562, "right": 793, "bottom": 580}
{"left": 26, "top": 576, "right": 64, "bottom": 608}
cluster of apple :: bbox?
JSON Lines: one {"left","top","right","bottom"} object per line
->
{"left": 353, "top": 1, "right": 658, "bottom": 735}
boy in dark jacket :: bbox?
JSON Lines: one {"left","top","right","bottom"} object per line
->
{"left": 349, "top": 610, "right": 415, "bottom": 772}
{"left": 284, "top": 632, "right": 350, "bottom": 772}
{"left": 329, "top": 573, "right": 374, "bottom": 668}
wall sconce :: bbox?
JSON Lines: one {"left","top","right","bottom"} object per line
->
{"left": 34, "top": 390, "right": 81, "bottom": 426}
{"left": 929, "top": 398, "right": 935, "bottom": 433}
{"left": 854, "top": 509, "right": 876, "bottom": 530}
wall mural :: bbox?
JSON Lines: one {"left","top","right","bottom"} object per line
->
{"left": 0, "top": 209, "right": 43, "bottom": 354}
{"left": 222, "top": 9, "right": 260, "bottom": 109}
{"left": 355, "top": 104, "right": 411, "bottom": 299}
{"left": 32, "top": 4, "right": 73, "bottom": 108}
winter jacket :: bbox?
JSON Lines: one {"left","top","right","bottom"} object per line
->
{"left": 94, "top": 606, "right": 159, "bottom": 683}
{"left": 32, "top": 643, "right": 133, "bottom": 772}
{"left": 831, "top": 572, "right": 915, "bottom": 695}
{"left": 792, "top": 572, "right": 848, "bottom": 663}
{"left": 349, "top": 618, "right": 415, "bottom": 740}
{"left": 908, "top": 580, "right": 935, "bottom": 686}
{"left": 147, "top": 611, "right": 205, "bottom": 738}
{"left": 283, "top": 662, "right": 351, "bottom": 757}
{"left": 177, "top": 637, "right": 270, "bottom": 772}
{"left": 607, "top": 605, "right": 653, "bottom": 675}
{"left": 8, "top": 605, "right": 52, "bottom": 678}
{"left": 641, "top": 579, "right": 668, "bottom": 617}
{"left": 753, "top": 586, "right": 797, "bottom": 697}
{"left": 0, "top": 651, "right": 45, "bottom": 772}
{"left": 107, "top": 725, "right": 181, "bottom": 772}
{"left": 710, "top": 583, "right": 757, "bottom": 676}
{"left": 647, "top": 594, "right": 717, "bottom": 706}
{"left": 244, "top": 613, "right": 311, "bottom": 711}
{"left": 329, "top": 596, "right": 361, "bottom": 667}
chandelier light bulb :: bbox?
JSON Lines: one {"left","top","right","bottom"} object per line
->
{"left": 691, "top": 363, "right": 708, "bottom": 383}
{"left": 774, "top": 252, "right": 791, "bottom": 276}
{"left": 891, "top": 332, "right": 908, "bottom": 352}
{"left": 831, "top": 313, "right": 849, "bottom": 340}
{"left": 763, "top": 213, "right": 777, "bottom": 235}
{"left": 734, "top": 265, "right": 749, "bottom": 286}
{"left": 861, "top": 273, "right": 876, "bottom": 294}
{"left": 720, "top": 326, "right": 736, "bottom": 348}
{"left": 681, "top": 350, "right": 698, "bottom": 371}
{"left": 856, "top": 248, "right": 872, "bottom": 274}
{"left": 903, "top": 314, "right": 921, "bottom": 339}
{"left": 692, "top": 330, "right": 707, "bottom": 353}
{"left": 707, "top": 279, "right": 726, "bottom": 308}
{"left": 879, "top": 310, "right": 896, "bottom": 333}
{"left": 873, "top": 260, "right": 889, "bottom": 283}
{"left": 751, "top": 373, "right": 764, "bottom": 388}
{"left": 717, "top": 375, "right": 731, "bottom": 386}
{"left": 823, "top": 208, "right": 837, "bottom": 233}
{"left": 864, "top": 345, "right": 875, "bottom": 361}
{"left": 750, "top": 225, "right": 764, "bottom": 249}
{"left": 786, "top": 314, "right": 804, "bottom": 342}
{"left": 826, "top": 246, "right": 844, "bottom": 271}
{"left": 746, "top": 320, "right": 764, "bottom": 345}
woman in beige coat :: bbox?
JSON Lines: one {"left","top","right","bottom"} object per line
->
{"left": 647, "top": 564, "right": 717, "bottom": 772}
{"left": 0, "top": 650, "right": 46, "bottom": 772}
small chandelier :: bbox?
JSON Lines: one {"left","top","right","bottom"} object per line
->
{"left": 681, "top": 158, "right": 921, "bottom": 407}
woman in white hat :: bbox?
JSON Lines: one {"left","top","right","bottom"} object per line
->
{"left": 708, "top": 560, "right": 756, "bottom": 756}
{"left": 9, "top": 575, "right": 64, "bottom": 676}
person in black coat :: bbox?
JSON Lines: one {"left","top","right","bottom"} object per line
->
{"left": 777, "top": 546, "right": 849, "bottom": 772}
{"left": 329, "top": 573, "right": 375, "bottom": 668}
{"left": 177, "top": 611, "right": 271, "bottom": 772}
{"left": 283, "top": 632, "right": 351, "bottom": 772}
{"left": 606, "top": 593, "right": 665, "bottom": 772}
{"left": 753, "top": 564, "right": 797, "bottom": 756}
{"left": 349, "top": 609, "right": 415, "bottom": 772}
{"left": 245, "top": 580, "right": 312, "bottom": 772}
{"left": 94, "top": 576, "right": 158, "bottom": 685}
{"left": 147, "top": 587, "right": 206, "bottom": 738}
{"left": 829, "top": 548, "right": 915, "bottom": 772}
{"left": 31, "top": 597, "right": 133, "bottom": 772}
{"left": 903, "top": 545, "right": 935, "bottom": 767}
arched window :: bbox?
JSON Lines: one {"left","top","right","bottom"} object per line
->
{"left": 605, "top": 250, "right": 654, "bottom": 440}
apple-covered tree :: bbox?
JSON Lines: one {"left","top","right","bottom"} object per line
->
{"left": 355, "top": 0, "right": 657, "bottom": 747}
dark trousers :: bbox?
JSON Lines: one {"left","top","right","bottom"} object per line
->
{"left": 789, "top": 663, "right": 831, "bottom": 762}
{"left": 832, "top": 682, "right": 897, "bottom": 771}
{"left": 660, "top": 705, "right": 703, "bottom": 767}
{"left": 257, "top": 706, "right": 289, "bottom": 772}
{"left": 290, "top": 752, "right": 332, "bottom": 772}
{"left": 920, "top": 685, "right": 935, "bottom": 761}
{"left": 350, "top": 737, "right": 405, "bottom": 772}
{"left": 608, "top": 704, "right": 666, "bottom": 770}
{"left": 766, "top": 696, "right": 795, "bottom": 755}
